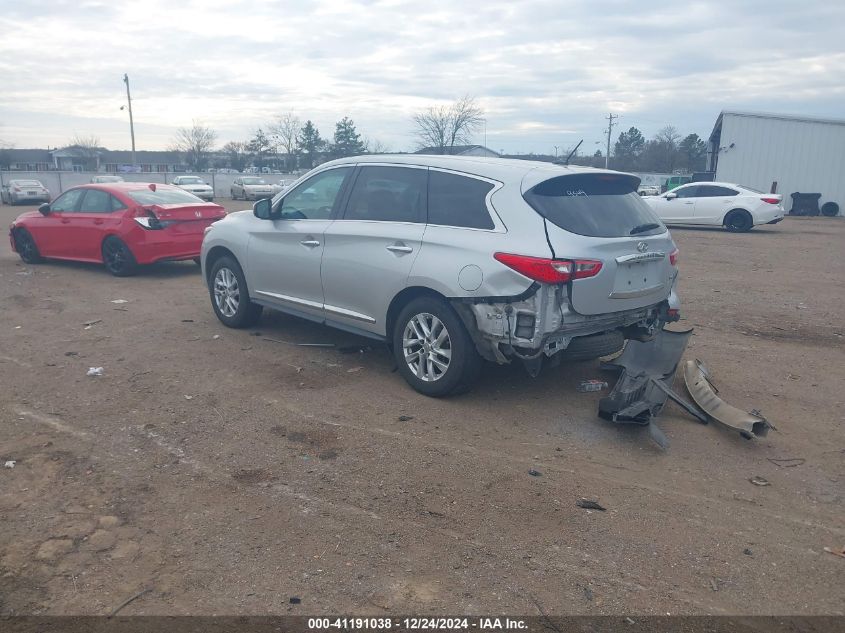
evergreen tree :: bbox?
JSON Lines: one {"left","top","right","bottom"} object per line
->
{"left": 296, "top": 120, "right": 325, "bottom": 168}
{"left": 331, "top": 117, "right": 365, "bottom": 158}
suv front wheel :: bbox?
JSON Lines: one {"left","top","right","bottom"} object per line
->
{"left": 209, "top": 256, "right": 263, "bottom": 328}
{"left": 392, "top": 296, "right": 480, "bottom": 397}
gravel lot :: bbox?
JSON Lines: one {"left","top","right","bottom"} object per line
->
{"left": 0, "top": 200, "right": 843, "bottom": 616}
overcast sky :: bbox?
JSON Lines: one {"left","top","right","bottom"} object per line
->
{"left": 1, "top": 0, "right": 843, "bottom": 155}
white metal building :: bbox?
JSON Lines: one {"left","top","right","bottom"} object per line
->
{"left": 707, "top": 110, "right": 845, "bottom": 215}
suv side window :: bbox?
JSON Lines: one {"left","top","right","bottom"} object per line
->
{"left": 698, "top": 185, "right": 738, "bottom": 197}
{"left": 428, "top": 171, "right": 495, "bottom": 229}
{"left": 673, "top": 185, "right": 699, "bottom": 198}
{"left": 342, "top": 166, "right": 426, "bottom": 223}
{"left": 50, "top": 189, "right": 86, "bottom": 212}
{"left": 275, "top": 167, "right": 351, "bottom": 220}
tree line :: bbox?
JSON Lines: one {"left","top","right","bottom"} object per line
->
{"left": 172, "top": 115, "right": 387, "bottom": 172}
{"left": 610, "top": 125, "right": 708, "bottom": 173}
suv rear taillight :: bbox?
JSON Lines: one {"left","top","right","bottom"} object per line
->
{"left": 761, "top": 197, "right": 780, "bottom": 204}
{"left": 669, "top": 247, "right": 679, "bottom": 267}
{"left": 494, "top": 252, "right": 602, "bottom": 284}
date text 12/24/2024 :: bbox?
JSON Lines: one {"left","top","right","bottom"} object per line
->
{"left": 308, "top": 618, "right": 528, "bottom": 630}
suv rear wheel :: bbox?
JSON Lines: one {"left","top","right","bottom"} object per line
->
{"left": 392, "top": 296, "right": 480, "bottom": 397}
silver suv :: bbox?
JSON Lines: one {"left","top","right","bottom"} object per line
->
{"left": 201, "top": 155, "right": 680, "bottom": 396}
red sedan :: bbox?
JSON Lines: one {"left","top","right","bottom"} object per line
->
{"left": 8, "top": 182, "right": 226, "bottom": 276}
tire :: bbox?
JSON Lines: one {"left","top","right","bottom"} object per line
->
{"left": 392, "top": 296, "right": 481, "bottom": 397}
{"left": 12, "top": 228, "right": 44, "bottom": 264}
{"left": 821, "top": 202, "right": 839, "bottom": 217}
{"left": 208, "top": 255, "right": 262, "bottom": 328}
{"left": 101, "top": 236, "right": 138, "bottom": 277}
{"left": 724, "top": 209, "right": 753, "bottom": 232}
{"left": 558, "top": 330, "right": 625, "bottom": 362}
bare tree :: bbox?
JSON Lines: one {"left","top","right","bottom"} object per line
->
{"left": 66, "top": 134, "right": 102, "bottom": 170}
{"left": 654, "top": 125, "right": 682, "bottom": 172}
{"left": 171, "top": 121, "right": 218, "bottom": 171}
{"left": 363, "top": 137, "right": 391, "bottom": 154}
{"left": 413, "top": 95, "right": 485, "bottom": 154}
{"left": 268, "top": 112, "right": 301, "bottom": 171}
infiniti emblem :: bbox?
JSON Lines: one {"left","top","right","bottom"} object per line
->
{"left": 637, "top": 241, "right": 649, "bottom": 253}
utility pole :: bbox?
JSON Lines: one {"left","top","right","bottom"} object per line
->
{"left": 123, "top": 73, "right": 137, "bottom": 168}
{"left": 554, "top": 145, "right": 559, "bottom": 158}
{"left": 605, "top": 112, "right": 617, "bottom": 169}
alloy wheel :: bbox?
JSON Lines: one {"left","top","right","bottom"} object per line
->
{"left": 214, "top": 267, "right": 240, "bottom": 318}
{"left": 402, "top": 312, "right": 452, "bottom": 382}
{"left": 104, "top": 240, "right": 127, "bottom": 273}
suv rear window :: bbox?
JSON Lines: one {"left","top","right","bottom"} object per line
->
{"left": 428, "top": 171, "right": 495, "bottom": 229}
{"left": 523, "top": 173, "right": 665, "bottom": 238}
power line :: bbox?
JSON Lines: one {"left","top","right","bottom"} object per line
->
{"left": 604, "top": 113, "right": 617, "bottom": 169}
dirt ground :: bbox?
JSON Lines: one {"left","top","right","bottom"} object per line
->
{"left": 0, "top": 200, "right": 842, "bottom": 617}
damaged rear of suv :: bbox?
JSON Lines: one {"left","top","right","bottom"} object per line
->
{"left": 202, "top": 155, "right": 680, "bottom": 396}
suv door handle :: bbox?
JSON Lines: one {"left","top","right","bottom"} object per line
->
{"left": 386, "top": 244, "right": 413, "bottom": 254}
{"left": 300, "top": 239, "right": 320, "bottom": 247}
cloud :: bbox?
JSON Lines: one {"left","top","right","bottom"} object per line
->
{"left": 0, "top": 0, "right": 843, "bottom": 153}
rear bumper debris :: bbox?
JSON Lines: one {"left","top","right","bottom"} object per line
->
{"left": 597, "top": 328, "right": 701, "bottom": 449}
{"left": 597, "top": 330, "right": 772, "bottom": 447}
{"left": 683, "top": 360, "right": 771, "bottom": 439}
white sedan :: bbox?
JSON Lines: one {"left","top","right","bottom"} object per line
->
{"left": 643, "top": 182, "right": 784, "bottom": 232}
{"left": 171, "top": 175, "right": 215, "bottom": 201}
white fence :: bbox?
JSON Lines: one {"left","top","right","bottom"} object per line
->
{"left": 0, "top": 171, "right": 287, "bottom": 199}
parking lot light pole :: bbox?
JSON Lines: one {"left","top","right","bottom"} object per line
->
{"left": 122, "top": 73, "right": 137, "bottom": 168}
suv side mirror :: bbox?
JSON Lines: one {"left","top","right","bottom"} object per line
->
{"left": 253, "top": 198, "right": 273, "bottom": 220}
{"left": 38, "top": 203, "right": 51, "bottom": 215}
{"left": 665, "top": 192, "right": 677, "bottom": 200}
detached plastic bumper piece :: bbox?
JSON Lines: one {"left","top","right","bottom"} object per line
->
{"left": 683, "top": 360, "right": 771, "bottom": 440}
{"left": 598, "top": 328, "right": 705, "bottom": 449}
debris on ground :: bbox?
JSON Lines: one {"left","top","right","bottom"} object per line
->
{"left": 263, "top": 336, "right": 334, "bottom": 347}
{"left": 684, "top": 360, "right": 771, "bottom": 439}
{"left": 346, "top": 367, "right": 363, "bottom": 373}
{"left": 767, "top": 457, "right": 805, "bottom": 468}
{"left": 397, "top": 415, "right": 414, "bottom": 422}
{"left": 577, "top": 380, "right": 608, "bottom": 392}
{"left": 83, "top": 319, "right": 102, "bottom": 329}
{"left": 181, "top": 319, "right": 194, "bottom": 323}
{"left": 743, "top": 548, "right": 753, "bottom": 556}
{"left": 212, "top": 335, "right": 220, "bottom": 340}
{"left": 338, "top": 345, "right": 373, "bottom": 354}
{"left": 110, "top": 299, "right": 128, "bottom": 304}
{"left": 109, "top": 587, "right": 152, "bottom": 618}
{"left": 823, "top": 546, "right": 845, "bottom": 558}
{"left": 289, "top": 596, "right": 302, "bottom": 604}
{"left": 184, "top": 395, "right": 193, "bottom": 400}
{"left": 709, "top": 578, "right": 719, "bottom": 591}
{"left": 598, "top": 328, "right": 699, "bottom": 449}
{"left": 528, "top": 469, "right": 542, "bottom": 477}
{"left": 749, "top": 476, "right": 770, "bottom": 486}
{"left": 86, "top": 367, "right": 104, "bottom": 377}
{"left": 4, "top": 460, "right": 15, "bottom": 469}
{"left": 576, "top": 499, "right": 606, "bottom": 511}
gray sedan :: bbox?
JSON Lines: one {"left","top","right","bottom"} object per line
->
{"left": 1, "top": 179, "right": 51, "bottom": 205}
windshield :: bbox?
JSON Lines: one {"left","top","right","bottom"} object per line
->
{"left": 242, "top": 177, "right": 266, "bottom": 185}
{"left": 126, "top": 187, "right": 203, "bottom": 205}
{"left": 180, "top": 177, "right": 204, "bottom": 184}
{"left": 523, "top": 173, "right": 665, "bottom": 238}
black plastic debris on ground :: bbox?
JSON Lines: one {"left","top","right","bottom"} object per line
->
{"left": 576, "top": 499, "right": 606, "bottom": 511}
{"left": 598, "top": 328, "right": 704, "bottom": 449}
